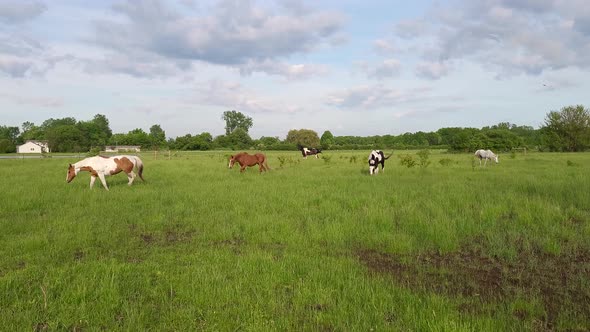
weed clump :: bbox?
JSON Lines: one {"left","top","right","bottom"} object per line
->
{"left": 439, "top": 158, "right": 453, "bottom": 166}
{"left": 417, "top": 149, "right": 431, "bottom": 168}
{"left": 399, "top": 154, "right": 416, "bottom": 168}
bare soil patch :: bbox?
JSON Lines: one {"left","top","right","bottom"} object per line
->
{"left": 356, "top": 241, "right": 590, "bottom": 328}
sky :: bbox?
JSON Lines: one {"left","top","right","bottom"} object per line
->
{"left": 1, "top": 0, "right": 589, "bottom": 139}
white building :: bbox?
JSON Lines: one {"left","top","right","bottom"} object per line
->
{"left": 17, "top": 141, "right": 51, "bottom": 153}
{"left": 104, "top": 145, "right": 141, "bottom": 153}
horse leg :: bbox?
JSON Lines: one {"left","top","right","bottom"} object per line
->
{"left": 90, "top": 176, "right": 97, "bottom": 189}
{"left": 240, "top": 165, "right": 246, "bottom": 173}
{"left": 126, "top": 171, "right": 136, "bottom": 186}
{"left": 98, "top": 173, "right": 109, "bottom": 191}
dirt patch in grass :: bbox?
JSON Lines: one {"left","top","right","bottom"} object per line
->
{"left": 212, "top": 236, "right": 246, "bottom": 254}
{"left": 134, "top": 225, "right": 195, "bottom": 247}
{"left": 356, "top": 242, "right": 590, "bottom": 328}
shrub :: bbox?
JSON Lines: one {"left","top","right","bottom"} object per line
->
{"left": 399, "top": 154, "right": 416, "bottom": 168}
{"left": 417, "top": 149, "right": 431, "bottom": 168}
{"left": 277, "top": 156, "right": 287, "bottom": 168}
{"left": 439, "top": 158, "right": 453, "bottom": 166}
{"left": 87, "top": 147, "right": 101, "bottom": 157}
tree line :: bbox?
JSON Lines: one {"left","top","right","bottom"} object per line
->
{"left": 1, "top": 105, "right": 589, "bottom": 153}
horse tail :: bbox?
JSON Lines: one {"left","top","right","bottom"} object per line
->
{"left": 384, "top": 151, "right": 393, "bottom": 159}
{"left": 264, "top": 156, "right": 271, "bottom": 171}
{"left": 135, "top": 156, "right": 145, "bottom": 181}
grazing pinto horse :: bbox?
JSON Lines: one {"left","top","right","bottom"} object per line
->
{"left": 228, "top": 152, "right": 270, "bottom": 173}
{"left": 298, "top": 145, "right": 322, "bottom": 159}
{"left": 368, "top": 150, "right": 392, "bottom": 175}
{"left": 474, "top": 149, "right": 499, "bottom": 166}
{"left": 67, "top": 155, "right": 144, "bottom": 190}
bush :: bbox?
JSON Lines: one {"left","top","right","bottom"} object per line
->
{"left": 399, "top": 154, "right": 416, "bottom": 168}
{"left": 439, "top": 158, "right": 453, "bottom": 166}
{"left": 87, "top": 147, "right": 101, "bottom": 157}
{"left": 417, "top": 149, "right": 431, "bottom": 168}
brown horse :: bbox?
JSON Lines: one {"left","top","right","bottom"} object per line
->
{"left": 228, "top": 152, "right": 270, "bottom": 173}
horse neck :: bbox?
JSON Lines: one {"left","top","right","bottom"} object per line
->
{"left": 74, "top": 156, "right": 104, "bottom": 170}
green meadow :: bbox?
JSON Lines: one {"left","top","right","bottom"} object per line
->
{"left": 1, "top": 150, "right": 589, "bottom": 331}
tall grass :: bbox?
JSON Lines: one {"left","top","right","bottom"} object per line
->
{"left": 0, "top": 151, "right": 589, "bottom": 330}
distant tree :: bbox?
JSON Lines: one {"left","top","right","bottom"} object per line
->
{"left": 285, "top": 129, "right": 320, "bottom": 147}
{"left": 256, "top": 136, "right": 281, "bottom": 149}
{"left": 0, "top": 125, "right": 18, "bottom": 152}
{"left": 320, "top": 130, "right": 334, "bottom": 149}
{"left": 222, "top": 110, "right": 253, "bottom": 135}
{"left": 542, "top": 105, "right": 590, "bottom": 151}
{"left": 126, "top": 128, "right": 151, "bottom": 147}
{"left": 0, "top": 139, "right": 15, "bottom": 153}
{"left": 45, "top": 125, "right": 83, "bottom": 152}
{"left": 0, "top": 125, "right": 20, "bottom": 144}
{"left": 91, "top": 114, "right": 112, "bottom": 139}
{"left": 227, "top": 128, "right": 253, "bottom": 149}
{"left": 149, "top": 124, "right": 167, "bottom": 148}
{"left": 21, "top": 121, "right": 35, "bottom": 133}
{"left": 20, "top": 122, "right": 44, "bottom": 142}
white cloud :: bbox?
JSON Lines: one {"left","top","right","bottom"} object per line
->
{"left": 387, "top": 0, "right": 590, "bottom": 79}
{"left": 0, "top": 0, "right": 46, "bottom": 24}
{"left": 0, "top": 92, "right": 63, "bottom": 107}
{"left": 89, "top": 0, "right": 344, "bottom": 78}
{"left": 415, "top": 61, "right": 450, "bottom": 80}
{"left": 194, "top": 79, "right": 303, "bottom": 114}
{"left": 327, "top": 84, "right": 432, "bottom": 110}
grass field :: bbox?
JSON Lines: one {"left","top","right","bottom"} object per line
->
{"left": 1, "top": 150, "right": 589, "bottom": 331}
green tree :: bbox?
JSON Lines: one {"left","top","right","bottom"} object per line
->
{"left": 222, "top": 110, "right": 253, "bottom": 135}
{"left": 0, "top": 139, "right": 16, "bottom": 153}
{"left": 45, "top": 125, "right": 83, "bottom": 152}
{"left": 227, "top": 128, "right": 253, "bottom": 149}
{"left": 320, "top": 130, "right": 334, "bottom": 149}
{"left": 542, "top": 105, "right": 590, "bottom": 151}
{"left": 149, "top": 124, "right": 167, "bottom": 148}
{"left": 285, "top": 129, "right": 320, "bottom": 147}
{"left": 0, "top": 125, "right": 20, "bottom": 144}
{"left": 127, "top": 128, "right": 151, "bottom": 147}
{"left": 20, "top": 122, "right": 44, "bottom": 142}
{"left": 91, "top": 114, "right": 112, "bottom": 139}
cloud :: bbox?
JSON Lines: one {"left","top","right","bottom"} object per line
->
{"left": 358, "top": 59, "right": 402, "bottom": 80}
{"left": 238, "top": 59, "right": 328, "bottom": 80}
{"left": 326, "top": 84, "right": 432, "bottom": 110}
{"left": 193, "top": 79, "right": 303, "bottom": 114}
{"left": 415, "top": 61, "right": 449, "bottom": 80}
{"left": 387, "top": 0, "right": 590, "bottom": 78}
{"left": 90, "top": 0, "right": 344, "bottom": 78}
{"left": 0, "top": 0, "right": 46, "bottom": 24}
{"left": 0, "top": 57, "right": 34, "bottom": 77}
{"left": 0, "top": 92, "right": 63, "bottom": 107}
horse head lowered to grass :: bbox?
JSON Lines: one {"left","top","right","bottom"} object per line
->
{"left": 228, "top": 152, "right": 270, "bottom": 173}
{"left": 67, "top": 155, "right": 144, "bottom": 190}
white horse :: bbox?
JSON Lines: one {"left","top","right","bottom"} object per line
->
{"left": 67, "top": 155, "right": 144, "bottom": 190}
{"left": 474, "top": 149, "right": 498, "bottom": 166}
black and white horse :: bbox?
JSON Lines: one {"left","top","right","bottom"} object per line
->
{"left": 368, "top": 150, "right": 392, "bottom": 175}
{"left": 298, "top": 145, "right": 322, "bottom": 159}
{"left": 474, "top": 149, "right": 499, "bottom": 166}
